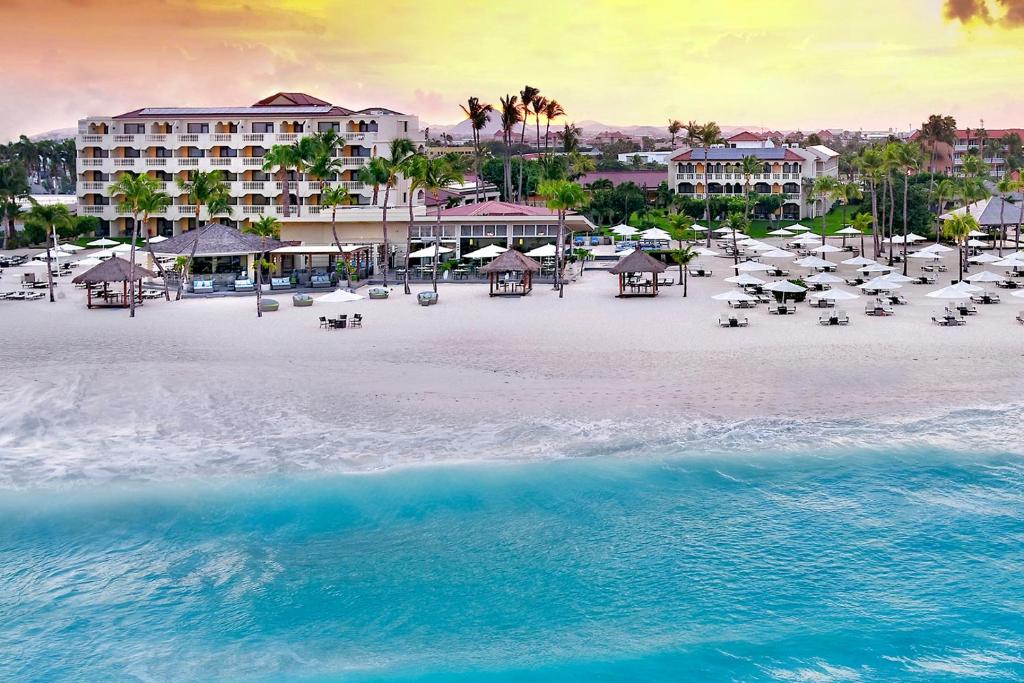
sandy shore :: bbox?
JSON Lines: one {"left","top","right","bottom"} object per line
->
{"left": 1, "top": 247, "right": 1023, "bottom": 482}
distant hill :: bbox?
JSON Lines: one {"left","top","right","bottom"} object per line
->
{"left": 424, "top": 119, "right": 778, "bottom": 141}
{"left": 29, "top": 128, "right": 77, "bottom": 142}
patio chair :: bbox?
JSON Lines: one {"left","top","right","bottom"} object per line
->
{"left": 193, "top": 278, "right": 214, "bottom": 294}
{"left": 310, "top": 273, "right": 332, "bottom": 288}
{"left": 319, "top": 316, "right": 330, "bottom": 329}
{"left": 1016, "top": 313, "right": 1024, "bottom": 325}
{"left": 270, "top": 277, "right": 292, "bottom": 290}
{"left": 331, "top": 314, "right": 348, "bottom": 329}
{"left": 233, "top": 277, "right": 255, "bottom": 292}
{"left": 350, "top": 313, "right": 363, "bottom": 328}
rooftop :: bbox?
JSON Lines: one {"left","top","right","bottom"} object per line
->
{"left": 112, "top": 93, "right": 405, "bottom": 120}
{"left": 727, "top": 131, "right": 768, "bottom": 142}
{"left": 671, "top": 148, "right": 806, "bottom": 162}
{"left": 438, "top": 200, "right": 557, "bottom": 217}
{"left": 152, "top": 223, "right": 283, "bottom": 256}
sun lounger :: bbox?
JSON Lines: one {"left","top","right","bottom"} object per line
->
{"left": 270, "top": 277, "right": 293, "bottom": 290}
{"left": 718, "top": 314, "right": 749, "bottom": 328}
{"left": 192, "top": 279, "right": 214, "bottom": 294}
{"left": 233, "top": 278, "right": 255, "bottom": 292}
{"left": 23, "top": 291, "right": 44, "bottom": 301}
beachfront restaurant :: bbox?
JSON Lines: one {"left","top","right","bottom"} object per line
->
{"left": 152, "top": 223, "right": 283, "bottom": 290}
{"left": 269, "top": 245, "right": 373, "bottom": 286}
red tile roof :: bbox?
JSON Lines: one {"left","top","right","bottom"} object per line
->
{"left": 253, "top": 93, "right": 333, "bottom": 107}
{"left": 438, "top": 200, "right": 556, "bottom": 217}
{"left": 727, "top": 131, "right": 767, "bottom": 142}
{"left": 954, "top": 128, "right": 1024, "bottom": 140}
{"left": 671, "top": 148, "right": 805, "bottom": 162}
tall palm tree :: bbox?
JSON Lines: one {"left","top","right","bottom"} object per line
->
{"left": 812, "top": 175, "right": 839, "bottom": 245}
{"left": 538, "top": 179, "right": 587, "bottom": 298}
{"left": 560, "top": 123, "right": 581, "bottom": 154}
{"left": 919, "top": 114, "right": 957, "bottom": 210}
{"left": 373, "top": 137, "right": 417, "bottom": 287}
{"left": 322, "top": 185, "right": 354, "bottom": 291}
{"left": 402, "top": 153, "right": 427, "bottom": 295}
{"left": 419, "top": 156, "right": 464, "bottom": 292}
{"left": 498, "top": 95, "right": 521, "bottom": 201}
{"left": 542, "top": 99, "right": 565, "bottom": 157}
{"left": 25, "top": 203, "right": 70, "bottom": 303}
{"left": 517, "top": 85, "right": 540, "bottom": 202}
{"left": 933, "top": 177, "right": 958, "bottom": 243}
{"left": 0, "top": 161, "right": 30, "bottom": 244}
{"left": 667, "top": 120, "right": 683, "bottom": 147}
{"left": 175, "top": 169, "right": 230, "bottom": 300}
{"left": 665, "top": 213, "right": 695, "bottom": 295}
{"left": 669, "top": 246, "right": 698, "bottom": 297}
{"left": 857, "top": 147, "right": 886, "bottom": 257}
{"left": 531, "top": 95, "right": 548, "bottom": 162}
{"left": 109, "top": 172, "right": 171, "bottom": 313}
{"left": 894, "top": 142, "right": 923, "bottom": 273}
{"left": 943, "top": 213, "right": 979, "bottom": 279}
{"left": 262, "top": 144, "right": 302, "bottom": 218}
{"left": 459, "top": 97, "right": 494, "bottom": 203}
{"left": 686, "top": 121, "right": 723, "bottom": 246}
{"left": 850, "top": 212, "right": 873, "bottom": 257}
{"left": 243, "top": 214, "right": 280, "bottom": 317}
{"left": 994, "top": 175, "right": 1019, "bottom": 255}
{"left": 739, "top": 155, "right": 761, "bottom": 220}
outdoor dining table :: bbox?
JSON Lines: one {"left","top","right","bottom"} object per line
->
{"left": 971, "top": 294, "right": 999, "bottom": 304}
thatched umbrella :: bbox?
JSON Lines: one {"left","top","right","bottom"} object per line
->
{"left": 72, "top": 256, "right": 156, "bottom": 309}
{"left": 478, "top": 249, "right": 542, "bottom": 296}
{"left": 609, "top": 247, "right": 667, "bottom": 297}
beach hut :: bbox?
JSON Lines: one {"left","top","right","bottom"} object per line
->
{"left": 478, "top": 249, "right": 542, "bottom": 296}
{"left": 609, "top": 247, "right": 667, "bottom": 298}
{"left": 72, "top": 256, "right": 155, "bottom": 309}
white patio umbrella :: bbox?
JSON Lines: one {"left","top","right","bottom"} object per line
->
{"left": 462, "top": 244, "right": 508, "bottom": 260}
{"left": 903, "top": 233, "right": 927, "bottom": 242}
{"left": 32, "top": 250, "right": 59, "bottom": 260}
{"left": 148, "top": 235, "right": 169, "bottom": 243}
{"left": 796, "top": 256, "right": 837, "bottom": 269}
{"left": 525, "top": 244, "right": 557, "bottom": 258}
{"left": 835, "top": 227, "right": 862, "bottom": 235}
{"left": 767, "top": 228, "right": 795, "bottom": 237}
{"left": 858, "top": 262, "right": 893, "bottom": 273}
{"left": 639, "top": 227, "right": 671, "bottom": 241}
{"left": 58, "top": 243, "right": 83, "bottom": 252}
{"left": 75, "top": 256, "right": 104, "bottom": 267}
{"left": 714, "top": 226, "right": 737, "bottom": 234}
{"left": 965, "top": 270, "right": 1005, "bottom": 283}
{"left": 787, "top": 223, "right": 814, "bottom": 233}
{"left": 724, "top": 273, "right": 766, "bottom": 286}
{"left": 794, "top": 234, "right": 823, "bottom": 245}
{"left": 842, "top": 255, "right": 877, "bottom": 266}
{"left": 766, "top": 280, "right": 806, "bottom": 300}
{"left": 761, "top": 249, "right": 796, "bottom": 259}
{"left": 317, "top": 288, "right": 365, "bottom": 303}
{"left": 712, "top": 290, "right": 757, "bottom": 302}
{"left": 91, "top": 248, "right": 117, "bottom": 260}
{"left": 805, "top": 272, "right": 845, "bottom": 284}
{"left": 926, "top": 282, "right": 982, "bottom": 299}
{"left": 880, "top": 272, "right": 916, "bottom": 284}
{"left": 811, "top": 244, "right": 843, "bottom": 254}
{"left": 746, "top": 242, "right": 777, "bottom": 253}
{"left": 908, "top": 251, "right": 944, "bottom": 260}
{"left": 919, "top": 243, "right": 954, "bottom": 253}
{"left": 966, "top": 230, "right": 988, "bottom": 238}
{"left": 966, "top": 239, "right": 988, "bottom": 248}
{"left": 993, "top": 257, "right": 1024, "bottom": 268}
{"left": 733, "top": 260, "right": 773, "bottom": 272}
{"left": 1012, "top": 291, "right": 1024, "bottom": 299}
{"left": 690, "top": 224, "right": 709, "bottom": 232}
{"left": 812, "top": 288, "right": 860, "bottom": 302}
{"left": 611, "top": 224, "right": 639, "bottom": 237}
{"left": 969, "top": 253, "right": 1002, "bottom": 264}
{"left": 111, "top": 243, "right": 135, "bottom": 253}
{"left": 858, "top": 276, "right": 902, "bottom": 291}
{"left": 409, "top": 245, "right": 454, "bottom": 258}
{"left": 86, "top": 237, "right": 119, "bottom": 247}
{"left": 693, "top": 247, "right": 720, "bottom": 257}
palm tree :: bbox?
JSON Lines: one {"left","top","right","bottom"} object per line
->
{"left": 25, "top": 203, "right": 70, "bottom": 302}
{"left": 835, "top": 180, "right": 863, "bottom": 237}
{"left": 531, "top": 95, "right": 548, "bottom": 162}
{"left": 109, "top": 172, "right": 171, "bottom": 313}
{"left": 919, "top": 114, "right": 957, "bottom": 211}
{"left": 321, "top": 185, "right": 354, "bottom": 290}
{"left": 739, "top": 155, "right": 760, "bottom": 220}
{"left": 668, "top": 120, "right": 683, "bottom": 147}
{"left": 811, "top": 175, "right": 839, "bottom": 245}
{"left": 560, "top": 123, "right": 581, "bottom": 155}
{"left": 857, "top": 148, "right": 886, "bottom": 257}
{"left": 542, "top": 99, "right": 565, "bottom": 157}
{"left": 686, "top": 121, "right": 723, "bottom": 246}
{"left": 669, "top": 245, "right": 698, "bottom": 297}
{"left": 721, "top": 211, "right": 749, "bottom": 265}
{"left": 402, "top": 153, "right": 427, "bottom": 295}
{"left": 0, "top": 161, "right": 30, "bottom": 244}
{"left": 993, "top": 175, "right": 1019, "bottom": 255}
{"left": 933, "top": 177, "right": 957, "bottom": 244}
{"left": 517, "top": 85, "right": 540, "bottom": 202}
{"left": 538, "top": 179, "right": 587, "bottom": 298}
{"left": 262, "top": 144, "right": 302, "bottom": 218}
{"left": 419, "top": 156, "right": 464, "bottom": 292}
{"left": 943, "top": 213, "right": 979, "bottom": 279}
{"left": 374, "top": 137, "right": 417, "bottom": 286}
{"left": 175, "top": 170, "right": 229, "bottom": 300}
{"left": 498, "top": 95, "right": 521, "bottom": 200}
{"left": 459, "top": 97, "right": 494, "bottom": 203}
{"left": 243, "top": 214, "right": 281, "bottom": 317}
{"left": 850, "top": 212, "right": 873, "bottom": 257}
{"left": 894, "top": 142, "right": 923, "bottom": 273}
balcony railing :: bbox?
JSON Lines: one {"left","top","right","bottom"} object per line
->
{"left": 210, "top": 158, "right": 233, "bottom": 166}
{"left": 243, "top": 157, "right": 265, "bottom": 167}
{"left": 113, "top": 158, "right": 138, "bottom": 167}
{"left": 340, "top": 157, "right": 368, "bottom": 166}
{"left": 211, "top": 133, "right": 234, "bottom": 142}
{"left": 145, "top": 158, "right": 169, "bottom": 166}
{"left": 177, "top": 158, "right": 200, "bottom": 166}
{"left": 177, "top": 134, "right": 200, "bottom": 143}
{"left": 80, "top": 159, "right": 105, "bottom": 167}
{"left": 81, "top": 206, "right": 107, "bottom": 215}
{"left": 242, "top": 205, "right": 269, "bottom": 215}
{"left": 243, "top": 133, "right": 266, "bottom": 142}
{"left": 80, "top": 134, "right": 104, "bottom": 143}
{"left": 113, "top": 134, "right": 136, "bottom": 143}
{"left": 243, "top": 181, "right": 267, "bottom": 191}
{"left": 275, "top": 133, "right": 299, "bottom": 142}
{"left": 80, "top": 182, "right": 106, "bottom": 191}
{"left": 146, "top": 134, "right": 168, "bottom": 142}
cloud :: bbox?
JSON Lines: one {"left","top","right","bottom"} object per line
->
{"left": 945, "top": 0, "right": 1024, "bottom": 25}
{"left": 998, "top": 0, "right": 1024, "bottom": 24}
{"left": 945, "top": 0, "right": 991, "bottom": 23}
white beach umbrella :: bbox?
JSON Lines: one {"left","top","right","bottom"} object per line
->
{"left": 32, "top": 250, "right": 58, "bottom": 260}
{"left": 92, "top": 248, "right": 117, "bottom": 260}
{"left": 835, "top": 227, "right": 862, "bottom": 235}
{"left": 842, "top": 256, "right": 877, "bottom": 266}
{"left": 969, "top": 253, "right": 1002, "bottom": 264}
{"left": 148, "top": 235, "right": 168, "bottom": 243}
{"left": 712, "top": 290, "right": 757, "bottom": 302}
{"left": 58, "top": 243, "right": 83, "bottom": 252}
{"left": 880, "top": 272, "right": 916, "bottom": 284}
{"left": 767, "top": 228, "right": 795, "bottom": 237}
{"left": 409, "top": 245, "right": 454, "bottom": 259}
{"left": 75, "top": 257, "right": 103, "bottom": 268}
{"left": 462, "top": 244, "right": 508, "bottom": 260}
{"left": 733, "top": 260, "right": 772, "bottom": 272}
{"left": 761, "top": 249, "right": 796, "bottom": 259}
{"left": 811, "top": 244, "right": 844, "bottom": 254}
{"left": 906, "top": 233, "right": 926, "bottom": 242}
{"left": 993, "top": 257, "right": 1024, "bottom": 268}
{"left": 317, "top": 288, "right": 365, "bottom": 303}
{"left": 766, "top": 280, "right": 806, "bottom": 294}
{"left": 908, "top": 251, "right": 944, "bottom": 260}
{"left": 693, "top": 247, "right": 720, "bottom": 257}
{"left": 966, "top": 230, "right": 988, "bottom": 238}
{"left": 796, "top": 256, "right": 837, "bottom": 269}
{"left": 926, "top": 282, "right": 982, "bottom": 298}
{"left": 919, "top": 243, "right": 954, "bottom": 253}
{"left": 86, "top": 237, "right": 119, "bottom": 247}
{"left": 525, "top": 244, "right": 557, "bottom": 258}
{"left": 714, "top": 226, "right": 737, "bottom": 234}
{"left": 1012, "top": 291, "right": 1024, "bottom": 299}
{"left": 812, "top": 288, "right": 860, "bottom": 301}
{"left": 611, "top": 224, "right": 638, "bottom": 237}
{"left": 746, "top": 242, "right": 777, "bottom": 253}
{"left": 966, "top": 239, "right": 988, "bottom": 247}
{"left": 111, "top": 243, "right": 134, "bottom": 253}
{"left": 787, "top": 223, "right": 814, "bottom": 233}
{"left": 724, "top": 273, "right": 766, "bottom": 286}
{"left": 690, "top": 224, "right": 709, "bottom": 232}
{"left": 858, "top": 262, "right": 893, "bottom": 273}
{"left": 639, "top": 227, "right": 671, "bottom": 241}
{"left": 965, "top": 270, "right": 1005, "bottom": 283}
{"left": 805, "top": 272, "right": 845, "bottom": 284}
{"left": 858, "top": 276, "right": 902, "bottom": 291}
{"left": 794, "top": 234, "right": 823, "bottom": 245}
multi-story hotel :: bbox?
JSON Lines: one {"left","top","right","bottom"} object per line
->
{"left": 75, "top": 92, "right": 422, "bottom": 238}
{"left": 916, "top": 127, "right": 1023, "bottom": 179}
{"left": 668, "top": 133, "right": 839, "bottom": 220}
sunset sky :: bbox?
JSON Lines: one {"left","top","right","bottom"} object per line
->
{"left": 1, "top": 0, "right": 1022, "bottom": 141}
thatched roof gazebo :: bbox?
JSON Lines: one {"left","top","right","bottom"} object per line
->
{"left": 609, "top": 247, "right": 667, "bottom": 297}
{"left": 72, "top": 256, "right": 156, "bottom": 308}
{"left": 478, "top": 249, "right": 542, "bottom": 296}
{"left": 152, "top": 223, "right": 283, "bottom": 256}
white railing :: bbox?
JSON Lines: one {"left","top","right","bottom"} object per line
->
{"left": 211, "top": 133, "right": 234, "bottom": 142}
{"left": 177, "top": 158, "right": 200, "bottom": 167}
{"left": 210, "top": 158, "right": 233, "bottom": 166}
{"left": 81, "top": 206, "right": 107, "bottom": 215}
{"left": 340, "top": 157, "right": 368, "bottom": 166}
{"left": 177, "top": 134, "right": 200, "bottom": 143}
{"left": 145, "top": 158, "right": 168, "bottom": 166}
{"left": 114, "top": 158, "right": 138, "bottom": 167}
{"left": 80, "top": 159, "right": 105, "bottom": 167}
{"left": 243, "top": 133, "right": 265, "bottom": 142}
{"left": 80, "top": 182, "right": 106, "bottom": 191}
{"left": 242, "top": 181, "right": 266, "bottom": 191}
{"left": 146, "top": 134, "right": 168, "bottom": 142}
{"left": 242, "top": 205, "right": 267, "bottom": 215}
{"left": 275, "top": 133, "right": 299, "bottom": 142}
{"left": 113, "top": 134, "right": 136, "bottom": 143}
{"left": 243, "top": 157, "right": 265, "bottom": 167}
{"left": 80, "top": 134, "right": 104, "bottom": 143}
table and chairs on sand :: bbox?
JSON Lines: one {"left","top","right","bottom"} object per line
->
{"left": 818, "top": 310, "right": 851, "bottom": 326}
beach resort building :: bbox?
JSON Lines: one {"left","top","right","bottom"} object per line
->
{"left": 668, "top": 143, "right": 839, "bottom": 220}
{"left": 915, "top": 127, "right": 1023, "bottom": 179}
{"left": 75, "top": 92, "right": 422, "bottom": 239}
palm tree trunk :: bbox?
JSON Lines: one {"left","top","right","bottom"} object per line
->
{"left": 330, "top": 206, "right": 350, "bottom": 291}
{"left": 683, "top": 264, "right": 688, "bottom": 297}
{"left": 405, "top": 199, "right": 414, "bottom": 295}
{"left": 557, "top": 211, "right": 566, "bottom": 298}
{"left": 381, "top": 185, "right": 391, "bottom": 286}
{"left": 177, "top": 217, "right": 203, "bottom": 301}
{"left": 870, "top": 179, "right": 880, "bottom": 258}
{"left": 144, "top": 230, "right": 172, "bottom": 301}
{"left": 281, "top": 169, "right": 290, "bottom": 218}
{"left": 432, "top": 191, "right": 441, "bottom": 293}
{"left": 820, "top": 193, "right": 827, "bottom": 245}
{"left": 999, "top": 201, "right": 1006, "bottom": 257}
{"left": 704, "top": 150, "right": 712, "bottom": 248}
{"left": 256, "top": 238, "right": 264, "bottom": 318}
{"left": 902, "top": 177, "right": 909, "bottom": 276}
{"left": 45, "top": 227, "right": 55, "bottom": 303}
{"left": 128, "top": 213, "right": 141, "bottom": 317}
{"left": 517, "top": 120, "right": 529, "bottom": 202}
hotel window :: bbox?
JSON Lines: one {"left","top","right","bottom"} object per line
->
{"left": 123, "top": 148, "right": 141, "bottom": 158}
{"left": 402, "top": 121, "right": 408, "bottom": 133}
{"left": 252, "top": 122, "right": 274, "bottom": 133}
{"left": 187, "top": 123, "right": 210, "bottom": 133}
{"left": 123, "top": 123, "right": 145, "bottom": 134}
{"left": 187, "top": 147, "right": 205, "bottom": 158}
{"left": 154, "top": 147, "right": 172, "bottom": 158}
{"left": 318, "top": 122, "right": 340, "bottom": 132}
{"left": 512, "top": 226, "right": 524, "bottom": 236}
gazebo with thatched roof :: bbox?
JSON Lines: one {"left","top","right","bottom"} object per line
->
{"left": 609, "top": 247, "right": 667, "bottom": 297}
{"left": 477, "top": 249, "right": 542, "bottom": 296}
{"left": 72, "top": 256, "right": 156, "bottom": 308}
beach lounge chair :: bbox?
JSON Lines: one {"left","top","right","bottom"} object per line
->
{"left": 23, "top": 291, "right": 44, "bottom": 301}
{"left": 718, "top": 314, "right": 748, "bottom": 328}
{"left": 349, "top": 314, "right": 363, "bottom": 328}
{"left": 310, "top": 273, "right": 332, "bottom": 288}
{"left": 20, "top": 273, "right": 37, "bottom": 288}
{"left": 233, "top": 277, "right": 255, "bottom": 292}
{"left": 192, "top": 279, "right": 214, "bottom": 294}
{"left": 270, "top": 277, "right": 293, "bottom": 290}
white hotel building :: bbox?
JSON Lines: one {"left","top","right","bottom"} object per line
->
{"left": 669, "top": 131, "right": 839, "bottom": 220}
{"left": 75, "top": 92, "right": 422, "bottom": 238}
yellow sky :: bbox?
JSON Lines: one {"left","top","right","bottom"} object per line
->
{"left": 1, "top": 0, "right": 1022, "bottom": 140}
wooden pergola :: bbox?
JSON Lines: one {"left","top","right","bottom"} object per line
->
{"left": 72, "top": 256, "right": 156, "bottom": 309}
{"left": 477, "top": 249, "right": 542, "bottom": 297}
{"left": 609, "top": 248, "right": 667, "bottom": 298}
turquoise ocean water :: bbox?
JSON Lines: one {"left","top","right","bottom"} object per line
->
{"left": 2, "top": 446, "right": 1024, "bottom": 681}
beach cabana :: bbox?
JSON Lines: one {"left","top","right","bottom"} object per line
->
{"left": 72, "top": 256, "right": 155, "bottom": 309}
{"left": 154, "top": 223, "right": 283, "bottom": 289}
{"left": 478, "top": 248, "right": 542, "bottom": 297}
{"left": 609, "top": 248, "right": 666, "bottom": 298}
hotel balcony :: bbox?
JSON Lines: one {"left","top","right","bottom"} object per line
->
{"left": 77, "top": 130, "right": 379, "bottom": 152}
